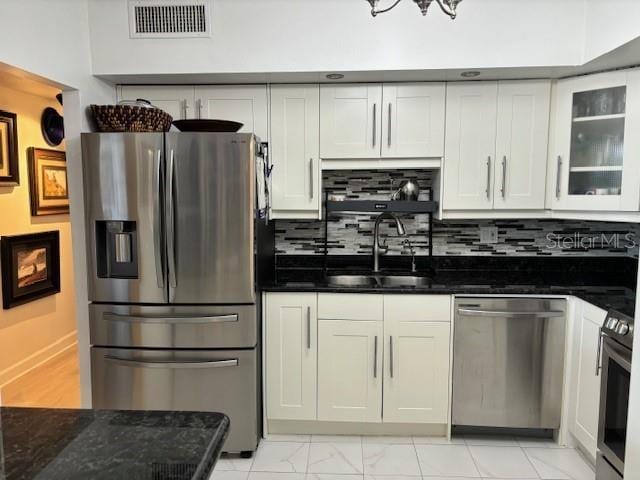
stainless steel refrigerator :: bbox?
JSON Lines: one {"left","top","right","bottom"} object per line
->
{"left": 81, "top": 132, "right": 273, "bottom": 456}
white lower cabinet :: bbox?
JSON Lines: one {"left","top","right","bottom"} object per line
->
{"left": 317, "top": 319, "right": 383, "bottom": 423}
{"left": 264, "top": 292, "right": 452, "bottom": 427}
{"left": 265, "top": 293, "right": 317, "bottom": 421}
{"left": 568, "top": 299, "right": 606, "bottom": 458}
{"left": 383, "top": 320, "right": 450, "bottom": 423}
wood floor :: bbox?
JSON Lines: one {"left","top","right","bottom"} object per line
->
{"left": 1, "top": 345, "right": 81, "bottom": 409}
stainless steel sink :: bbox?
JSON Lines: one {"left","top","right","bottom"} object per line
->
{"left": 326, "top": 275, "right": 378, "bottom": 287}
{"left": 378, "top": 275, "right": 431, "bottom": 287}
{"left": 326, "top": 274, "right": 430, "bottom": 287}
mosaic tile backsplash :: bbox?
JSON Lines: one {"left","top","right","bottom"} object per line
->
{"left": 275, "top": 169, "right": 640, "bottom": 257}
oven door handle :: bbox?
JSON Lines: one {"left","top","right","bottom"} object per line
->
{"left": 603, "top": 339, "right": 632, "bottom": 372}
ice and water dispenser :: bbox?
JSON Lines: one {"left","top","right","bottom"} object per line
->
{"left": 95, "top": 221, "right": 139, "bottom": 279}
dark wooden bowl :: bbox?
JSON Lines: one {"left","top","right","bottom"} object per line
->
{"left": 172, "top": 119, "right": 244, "bottom": 132}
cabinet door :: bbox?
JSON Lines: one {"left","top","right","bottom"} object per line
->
{"left": 569, "top": 300, "right": 606, "bottom": 458}
{"left": 270, "top": 85, "right": 320, "bottom": 218}
{"left": 494, "top": 80, "right": 550, "bottom": 210}
{"left": 265, "top": 293, "right": 317, "bottom": 421}
{"left": 195, "top": 85, "right": 268, "bottom": 140}
{"left": 320, "top": 84, "right": 382, "bottom": 159}
{"left": 443, "top": 82, "right": 498, "bottom": 210}
{"left": 383, "top": 320, "right": 450, "bottom": 424}
{"left": 318, "top": 320, "right": 383, "bottom": 423}
{"left": 549, "top": 70, "right": 640, "bottom": 211}
{"left": 381, "top": 83, "right": 445, "bottom": 158}
{"left": 118, "top": 85, "right": 195, "bottom": 120}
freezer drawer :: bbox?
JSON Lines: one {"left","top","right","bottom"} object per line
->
{"left": 453, "top": 298, "right": 566, "bottom": 429}
{"left": 91, "top": 347, "right": 259, "bottom": 453}
{"left": 89, "top": 304, "right": 257, "bottom": 349}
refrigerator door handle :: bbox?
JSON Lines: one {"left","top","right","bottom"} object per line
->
{"left": 153, "top": 149, "right": 164, "bottom": 289}
{"left": 166, "top": 149, "right": 177, "bottom": 290}
{"left": 103, "top": 356, "right": 239, "bottom": 369}
{"left": 103, "top": 312, "right": 239, "bottom": 324}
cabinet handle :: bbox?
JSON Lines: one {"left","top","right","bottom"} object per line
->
{"left": 389, "top": 336, "right": 394, "bottom": 378}
{"left": 373, "top": 335, "right": 378, "bottom": 378}
{"left": 306, "top": 306, "right": 311, "bottom": 350}
{"left": 596, "top": 327, "right": 604, "bottom": 376}
{"left": 196, "top": 98, "right": 202, "bottom": 119}
{"left": 372, "top": 103, "right": 377, "bottom": 148}
{"left": 485, "top": 156, "right": 491, "bottom": 199}
{"left": 387, "top": 103, "right": 392, "bottom": 147}
{"left": 555, "top": 155, "right": 562, "bottom": 199}
{"left": 501, "top": 155, "right": 507, "bottom": 198}
{"left": 309, "top": 158, "right": 314, "bottom": 200}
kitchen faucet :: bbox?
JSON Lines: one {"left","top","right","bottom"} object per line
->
{"left": 373, "top": 212, "right": 406, "bottom": 272}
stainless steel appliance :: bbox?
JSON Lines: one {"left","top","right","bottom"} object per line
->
{"left": 81, "top": 132, "right": 273, "bottom": 456}
{"left": 597, "top": 309, "right": 633, "bottom": 480}
{"left": 453, "top": 298, "right": 566, "bottom": 429}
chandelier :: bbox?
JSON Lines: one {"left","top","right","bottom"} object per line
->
{"left": 366, "top": 0, "right": 462, "bottom": 18}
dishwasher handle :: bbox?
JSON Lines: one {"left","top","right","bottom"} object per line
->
{"left": 457, "top": 308, "right": 565, "bottom": 318}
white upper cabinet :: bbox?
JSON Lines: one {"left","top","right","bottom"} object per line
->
{"left": 548, "top": 69, "right": 640, "bottom": 211}
{"left": 320, "top": 83, "right": 445, "bottom": 160}
{"left": 381, "top": 83, "right": 446, "bottom": 158}
{"left": 269, "top": 85, "right": 321, "bottom": 219}
{"left": 320, "top": 84, "right": 382, "bottom": 159}
{"left": 195, "top": 85, "right": 268, "bottom": 140}
{"left": 494, "top": 81, "right": 550, "bottom": 210}
{"left": 118, "top": 85, "right": 196, "bottom": 120}
{"left": 265, "top": 293, "right": 318, "bottom": 421}
{"left": 443, "top": 82, "right": 498, "bottom": 210}
{"left": 443, "top": 80, "right": 551, "bottom": 211}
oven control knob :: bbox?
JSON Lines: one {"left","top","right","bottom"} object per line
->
{"left": 607, "top": 318, "right": 619, "bottom": 330}
{"left": 616, "top": 322, "right": 630, "bottom": 336}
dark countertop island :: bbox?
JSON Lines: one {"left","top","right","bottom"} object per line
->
{"left": 264, "top": 255, "right": 638, "bottom": 317}
{"left": 0, "top": 408, "right": 229, "bottom": 480}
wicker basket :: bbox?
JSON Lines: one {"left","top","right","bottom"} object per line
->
{"left": 90, "top": 104, "right": 173, "bottom": 132}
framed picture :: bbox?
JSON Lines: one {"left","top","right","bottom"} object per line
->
{"left": 28, "top": 148, "right": 69, "bottom": 215}
{"left": 1, "top": 231, "right": 60, "bottom": 309}
{"left": 0, "top": 110, "right": 19, "bottom": 186}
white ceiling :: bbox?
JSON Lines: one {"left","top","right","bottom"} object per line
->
{"left": 87, "top": 0, "right": 640, "bottom": 84}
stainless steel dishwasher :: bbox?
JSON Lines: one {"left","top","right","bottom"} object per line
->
{"left": 453, "top": 297, "right": 566, "bottom": 429}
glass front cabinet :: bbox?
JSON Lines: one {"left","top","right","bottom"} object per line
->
{"left": 549, "top": 69, "right": 640, "bottom": 211}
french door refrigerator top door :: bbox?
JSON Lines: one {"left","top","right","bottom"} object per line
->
{"left": 82, "top": 133, "right": 167, "bottom": 304}
{"left": 165, "top": 133, "right": 256, "bottom": 304}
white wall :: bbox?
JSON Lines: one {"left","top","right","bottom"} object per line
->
{"left": 0, "top": 0, "right": 116, "bottom": 407}
{"left": 88, "top": 0, "right": 587, "bottom": 77}
{"left": 583, "top": 0, "right": 640, "bottom": 61}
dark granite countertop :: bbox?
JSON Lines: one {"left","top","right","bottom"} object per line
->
{"left": 0, "top": 408, "right": 229, "bottom": 480}
{"left": 262, "top": 255, "right": 638, "bottom": 317}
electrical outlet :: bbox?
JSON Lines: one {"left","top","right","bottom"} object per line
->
{"left": 479, "top": 226, "right": 498, "bottom": 244}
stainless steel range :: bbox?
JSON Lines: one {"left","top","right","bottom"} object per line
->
{"left": 81, "top": 132, "right": 273, "bottom": 456}
{"left": 597, "top": 309, "right": 634, "bottom": 479}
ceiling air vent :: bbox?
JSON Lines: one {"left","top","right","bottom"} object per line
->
{"left": 128, "top": 0, "right": 211, "bottom": 38}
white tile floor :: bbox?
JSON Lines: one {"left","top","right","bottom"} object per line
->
{"left": 210, "top": 434, "right": 595, "bottom": 480}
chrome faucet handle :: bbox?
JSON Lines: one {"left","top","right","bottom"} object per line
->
{"left": 402, "top": 238, "right": 417, "bottom": 272}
